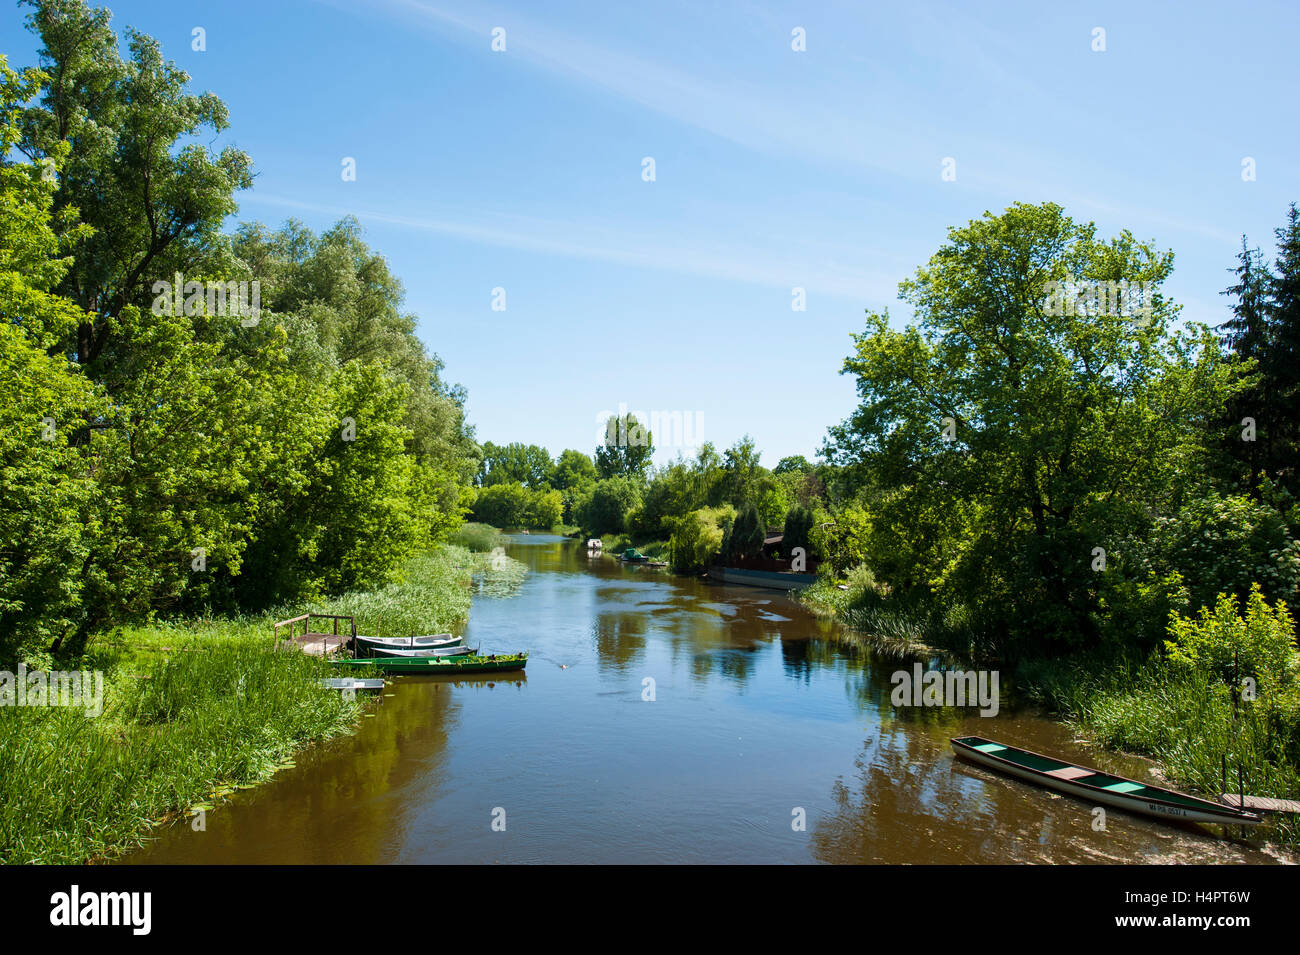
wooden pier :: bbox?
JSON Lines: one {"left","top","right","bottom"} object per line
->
{"left": 274, "top": 613, "right": 356, "bottom": 657}
{"left": 1219, "top": 793, "right": 1300, "bottom": 815}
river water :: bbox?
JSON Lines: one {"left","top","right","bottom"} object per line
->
{"left": 124, "top": 534, "right": 1285, "bottom": 864}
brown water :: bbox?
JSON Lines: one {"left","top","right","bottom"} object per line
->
{"left": 123, "top": 535, "right": 1287, "bottom": 864}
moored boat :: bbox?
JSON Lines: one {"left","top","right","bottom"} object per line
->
{"left": 951, "top": 735, "right": 1263, "bottom": 827}
{"left": 366, "top": 644, "right": 476, "bottom": 658}
{"left": 354, "top": 633, "right": 461, "bottom": 652}
{"left": 705, "top": 565, "right": 817, "bottom": 591}
{"left": 332, "top": 652, "right": 528, "bottom": 675}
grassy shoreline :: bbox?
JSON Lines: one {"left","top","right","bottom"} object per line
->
{"left": 0, "top": 544, "right": 522, "bottom": 865}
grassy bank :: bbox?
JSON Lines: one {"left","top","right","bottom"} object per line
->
{"left": 0, "top": 544, "right": 525, "bottom": 864}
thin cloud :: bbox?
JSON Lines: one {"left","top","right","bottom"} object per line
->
{"left": 241, "top": 192, "right": 902, "bottom": 302}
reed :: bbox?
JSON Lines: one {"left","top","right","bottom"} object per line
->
{"left": 451, "top": 522, "right": 507, "bottom": 553}
{"left": 0, "top": 635, "right": 357, "bottom": 864}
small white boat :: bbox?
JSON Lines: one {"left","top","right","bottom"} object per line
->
{"left": 368, "top": 644, "right": 477, "bottom": 658}
{"left": 354, "top": 633, "right": 461, "bottom": 651}
{"left": 318, "top": 678, "right": 385, "bottom": 691}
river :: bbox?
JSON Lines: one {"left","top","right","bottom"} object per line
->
{"left": 124, "top": 534, "right": 1285, "bottom": 864}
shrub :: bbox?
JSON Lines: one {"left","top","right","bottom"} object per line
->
{"left": 1164, "top": 584, "right": 1298, "bottom": 694}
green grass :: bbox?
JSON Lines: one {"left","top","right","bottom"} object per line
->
{"left": 0, "top": 632, "right": 358, "bottom": 864}
{"left": 0, "top": 543, "right": 527, "bottom": 864}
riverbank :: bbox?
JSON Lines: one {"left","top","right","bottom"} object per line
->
{"left": 0, "top": 544, "right": 524, "bottom": 864}
{"left": 802, "top": 572, "right": 1300, "bottom": 847}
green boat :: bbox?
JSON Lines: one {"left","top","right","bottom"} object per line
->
{"left": 332, "top": 652, "right": 527, "bottom": 675}
{"left": 951, "top": 735, "right": 1263, "bottom": 827}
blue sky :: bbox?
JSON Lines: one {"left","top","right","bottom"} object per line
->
{"left": 8, "top": 0, "right": 1299, "bottom": 465}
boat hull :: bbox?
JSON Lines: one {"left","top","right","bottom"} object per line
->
{"left": 332, "top": 654, "right": 528, "bottom": 675}
{"left": 951, "top": 736, "right": 1263, "bottom": 827}
{"left": 706, "top": 566, "right": 817, "bottom": 592}
{"left": 366, "top": 645, "right": 475, "bottom": 658}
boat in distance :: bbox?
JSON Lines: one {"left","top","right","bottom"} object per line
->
{"left": 951, "top": 735, "right": 1263, "bottom": 826}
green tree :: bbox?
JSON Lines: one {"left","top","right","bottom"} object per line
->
{"left": 724, "top": 502, "right": 766, "bottom": 561}
{"left": 823, "top": 202, "right": 1247, "bottom": 655}
{"left": 578, "top": 477, "right": 642, "bottom": 536}
{"left": 0, "top": 57, "right": 99, "bottom": 659}
{"left": 782, "top": 505, "right": 814, "bottom": 560}
{"left": 552, "top": 448, "right": 597, "bottom": 490}
{"left": 595, "top": 414, "right": 653, "bottom": 480}
{"left": 18, "top": 0, "right": 254, "bottom": 368}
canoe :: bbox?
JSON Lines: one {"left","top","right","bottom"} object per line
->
{"left": 951, "top": 736, "right": 1263, "bottom": 827}
{"left": 366, "top": 644, "right": 476, "bottom": 658}
{"left": 332, "top": 653, "right": 528, "bottom": 675}
{"left": 354, "top": 633, "right": 461, "bottom": 651}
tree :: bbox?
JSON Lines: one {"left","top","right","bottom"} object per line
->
{"left": 724, "top": 502, "right": 766, "bottom": 561}
{"left": 782, "top": 505, "right": 814, "bottom": 559}
{"left": 552, "top": 449, "right": 597, "bottom": 490}
{"left": 823, "top": 202, "right": 1247, "bottom": 656}
{"left": 774, "top": 455, "right": 812, "bottom": 475}
{"left": 720, "top": 436, "right": 763, "bottom": 505}
{"left": 1264, "top": 204, "right": 1300, "bottom": 491}
{"left": 577, "top": 477, "right": 642, "bottom": 536}
{"left": 477, "top": 441, "right": 553, "bottom": 488}
{"left": 595, "top": 413, "right": 653, "bottom": 479}
{"left": 668, "top": 505, "right": 734, "bottom": 572}
{"left": 18, "top": 0, "right": 254, "bottom": 369}
{"left": 0, "top": 56, "right": 99, "bottom": 660}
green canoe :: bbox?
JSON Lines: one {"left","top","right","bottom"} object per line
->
{"left": 331, "top": 652, "right": 527, "bottom": 675}
{"left": 951, "top": 735, "right": 1262, "bottom": 827}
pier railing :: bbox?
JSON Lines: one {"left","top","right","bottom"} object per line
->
{"left": 273, "top": 613, "right": 357, "bottom": 651}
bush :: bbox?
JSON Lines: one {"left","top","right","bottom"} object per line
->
{"left": 1164, "top": 584, "right": 1298, "bottom": 694}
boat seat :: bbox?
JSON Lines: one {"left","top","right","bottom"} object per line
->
{"left": 1044, "top": 766, "right": 1094, "bottom": 781}
{"left": 971, "top": 743, "right": 1007, "bottom": 754}
{"left": 1099, "top": 781, "right": 1145, "bottom": 794}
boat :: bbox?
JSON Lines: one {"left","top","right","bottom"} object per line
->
{"left": 705, "top": 565, "right": 817, "bottom": 592}
{"left": 619, "top": 548, "right": 650, "bottom": 563}
{"left": 366, "top": 644, "right": 477, "bottom": 658}
{"left": 318, "top": 678, "right": 385, "bottom": 692}
{"left": 950, "top": 735, "right": 1264, "bottom": 827}
{"left": 332, "top": 653, "right": 528, "bottom": 675}
{"left": 354, "top": 633, "right": 461, "bottom": 652}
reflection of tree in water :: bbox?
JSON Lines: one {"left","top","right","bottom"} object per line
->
{"left": 593, "top": 612, "right": 649, "bottom": 671}
{"left": 809, "top": 725, "right": 1017, "bottom": 864}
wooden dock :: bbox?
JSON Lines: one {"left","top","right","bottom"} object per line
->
{"left": 274, "top": 613, "right": 356, "bottom": 657}
{"left": 1220, "top": 793, "right": 1300, "bottom": 814}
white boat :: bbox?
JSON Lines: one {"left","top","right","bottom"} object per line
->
{"left": 354, "top": 633, "right": 462, "bottom": 651}
{"left": 318, "top": 678, "right": 385, "bottom": 691}
{"left": 368, "top": 644, "right": 477, "bottom": 658}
